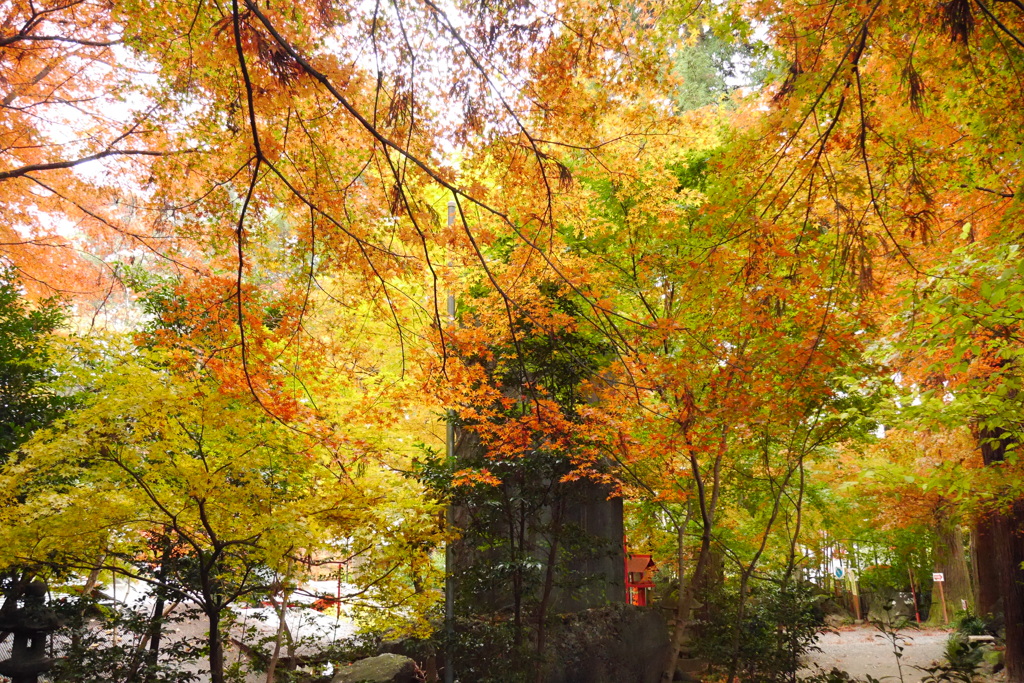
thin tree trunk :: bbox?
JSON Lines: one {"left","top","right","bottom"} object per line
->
{"left": 968, "top": 528, "right": 981, "bottom": 616}
{"left": 81, "top": 560, "right": 105, "bottom": 597}
{"left": 663, "top": 530, "right": 712, "bottom": 683}
{"left": 146, "top": 537, "right": 172, "bottom": 682}
{"left": 266, "top": 587, "right": 292, "bottom": 683}
{"left": 511, "top": 490, "right": 524, "bottom": 649}
{"left": 664, "top": 449, "right": 719, "bottom": 683}
{"left": 72, "top": 557, "right": 106, "bottom": 651}
{"left": 136, "top": 602, "right": 181, "bottom": 654}
{"left": 208, "top": 606, "right": 224, "bottom": 683}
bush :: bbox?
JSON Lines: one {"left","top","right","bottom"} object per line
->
{"left": 952, "top": 611, "right": 993, "bottom": 638}
{"left": 443, "top": 614, "right": 538, "bottom": 683}
{"left": 692, "top": 579, "right": 825, "bottom": 683}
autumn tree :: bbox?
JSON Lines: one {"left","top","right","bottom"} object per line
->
{"left": 669, "top": 0, "right": 1024, "bottom": 674}
{"left": 891, "top": 242, "right": 1024, "bottom": 648}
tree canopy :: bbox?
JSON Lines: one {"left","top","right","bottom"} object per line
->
{"left": 1, "top": 0, "right": 1024, "bottom": 680}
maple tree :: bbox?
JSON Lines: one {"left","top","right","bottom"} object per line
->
{"left": 3, "top": 338, "right": 443, "bottom": 682}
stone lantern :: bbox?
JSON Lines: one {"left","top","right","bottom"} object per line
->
{"left": 0, "top": 580, "right": 63, "bottom": 683}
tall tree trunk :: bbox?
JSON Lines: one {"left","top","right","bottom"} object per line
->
{"left": 927, "top": 505, "right": 972, "bottom": 624}
{"left": 694, "top": 545, "right": 724, "bottom": 622}
{"left": 974, "top": 513, "right": 1001, "bottom": 617}
{"left": 977, "top": 428, "right": 1024, "bottom": 683}
{"left": 968, "top": 528, "right": 982, "bottom": 616}
{"left": 982, "top": 501, "right": 1024, "bottom": 683}
{"left": 511, "top": 492, "right": 524, "bottom": 649}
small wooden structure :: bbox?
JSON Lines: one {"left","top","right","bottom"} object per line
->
{"left": 624, "top": 552, "right": 656, "bottom": 607}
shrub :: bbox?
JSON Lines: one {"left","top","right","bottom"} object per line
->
{"left": 692, "top": 578, "right": 825, "bottom": 683}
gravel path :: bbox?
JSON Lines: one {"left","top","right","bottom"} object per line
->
{"left": 803, "top": 626, "right": 951, "bottom": 681}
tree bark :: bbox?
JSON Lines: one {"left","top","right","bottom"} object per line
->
{"left": 207, "top": 606, "right": 224, "bottom": 683}
{"left": 146, "top": 537, "right": 172, "bottom": 682}
{"left": 977, "top": 428, "right": 1024, "bottom": 683}
{"left": 927, "top": 506, "right": 972, "bottom": 624}
{"left": 974, "top": 513, "right": 1001, "bottom": 617}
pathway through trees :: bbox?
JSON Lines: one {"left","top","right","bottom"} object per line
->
{"left": 803, "top": 627, "right": 950, "bottom": 681}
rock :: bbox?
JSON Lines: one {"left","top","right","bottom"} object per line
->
{"left": 824, "top": 614, "right": 852, "bottom": 629}
{"left": 331, "top": 653, "right": 417, "bottom": 683}
{"left": 865, "top": 589, "right": 917, "bottom": 623}
{"left": 820, "top": 597, "right": 852, "bottom": 619}
{"left": 541, "top": 602, "right": 670, "bottom": 683}
{"left": 379, "top": 638, "right": 436, "bottom": 682}
{"left": 379, "top": 637, "right": 435, "bottom": 662}
{"left": 981, "top": 644, "right": 1005, "bottom": 675}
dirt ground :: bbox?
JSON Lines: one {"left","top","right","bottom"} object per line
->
{"left": 802, "top": 626, "right": 951, "bottom": 681}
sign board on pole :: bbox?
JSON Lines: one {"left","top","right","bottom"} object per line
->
{"left": 834, "top": 567, "right": 845, "bottom": 580}
{"left": 933, "top": 572, "right": 945, "bottom": 582}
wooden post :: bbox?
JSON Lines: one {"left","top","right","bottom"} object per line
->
{"left": 849, "top": 571, "right": 861, "bottom": 621}
{"left": 934, "top": 572, "right": 949, "bottom": 623}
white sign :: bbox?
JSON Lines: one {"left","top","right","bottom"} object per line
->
{"left": 834, "top": 567, "right": 845, "bottom": 580}
{"left": 933, "top": 572, "right": 945, "bottom": 582}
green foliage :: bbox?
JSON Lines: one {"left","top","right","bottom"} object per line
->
{"left": 918, "top": 632, "right": 985, "bottom": 683}
{"left": 443, "top": 615, "right": 538, "bottom": 683}
{"left": 668, "top": 151, "right": 713, "bottom": 193}
{"left": 899, "top": 242, "right": 1024, "bottom": 440}
{"left": 0, "top": 270, "right": 72, "bottom": 463}
{"left": 952, "top": 610, "right": 991, "bottom": 637}
{"left": 692, "top": 579, "right": 825, "bottom": 683}
{"left": 915, "top": 611, "right": 996, "bottom": 683}
{"left": 673, "top": 31, "right": 768, "bottom": 111}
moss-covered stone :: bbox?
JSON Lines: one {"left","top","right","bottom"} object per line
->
{"left": 331, "top": 653, "right": 417, "bottom": 683}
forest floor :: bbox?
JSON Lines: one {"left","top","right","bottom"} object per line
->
{"left": 803, "top": 626, "right": 952, "bottom": 681}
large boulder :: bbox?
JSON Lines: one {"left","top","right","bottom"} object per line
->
{"left": 379, "top": 638, "right": 436, "bottom": 682}
{"left": 331, "top": 653, "right": 417, "bottom": 683}
{"left": 865, "top": 589, "right": 918, "bottom": 623}
{"left": 542, "top": 602, "right": 669, "bottom": 683}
